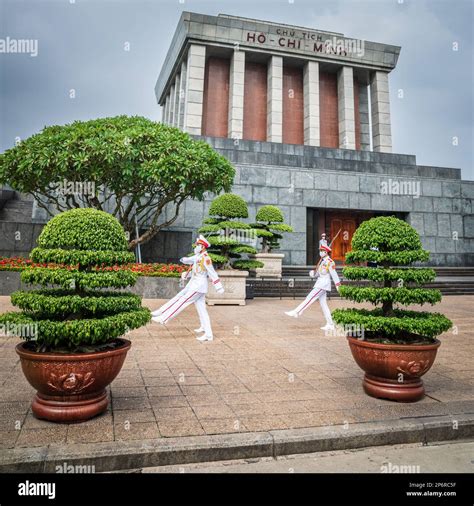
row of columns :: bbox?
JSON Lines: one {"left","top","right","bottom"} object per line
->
{"left": 161, "top": 43, "right": 392, "bottom": 153}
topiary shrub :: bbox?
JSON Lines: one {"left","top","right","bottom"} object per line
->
{"left": 332, "top": 216, "right": 452, "bottom": 344}
{"left": 252, "top": 205, "right": 293, "bottom": 253}
{"left": 198, "top": 193, "right": 263, "bottom": 270}
{"left": 0, "top": 208, "right": 151, "bottom": 352}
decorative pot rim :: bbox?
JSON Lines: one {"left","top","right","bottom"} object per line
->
{"left": 15, "top": 338, "right": 131, "bottom": 362}
{"left": 347, "top": 336, "right": 440, "bottom": 351}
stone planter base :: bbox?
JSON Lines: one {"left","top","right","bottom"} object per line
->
{"left": 250, "top": 253, "right": 285, "bottom": 279}
{"left": 16, "top": 339, "right": 131, "bottom": 423}
{"left": 347, "top": 337, "right": 441, "bottom": 402}
{"left": 207, "top": 269, "right": 248, "bottom": 306}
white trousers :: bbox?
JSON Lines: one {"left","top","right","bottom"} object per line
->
{"left": 292, "top": 288, "right": 334, "bottom": 325}
{"left": 152, "top": 288, "right": 213, "bottom": 337}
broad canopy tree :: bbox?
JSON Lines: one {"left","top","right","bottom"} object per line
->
{"left": 0, "top": 116, "right": 235, "bottom": 249}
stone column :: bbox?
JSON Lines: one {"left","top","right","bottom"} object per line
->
{"left": 177, "top": 60, "right": 187, "bottom": 129}
{"left": 337, "top": 66, "right": 356, "bottom": 150}
{"left": 162, "top": 95, "right": 169, "bottom": 125}
{"left": 183, "top": 44, "right": 206, "bottom": 135}
{"left": 228, "top": 49, "right": 245, "bottom": 140}
{"left": 169, "top": 83, "right": 176, "bottom": 127}
{"left": 370, "top": 71, "right": 392, "bottom": 152}
{"left": 173, "top": 74, "right": 181, "bottom": 127}
{"left": 267, "top": 55, "right": 283, "bottom": 143}
{"left": 359, "top": 84, "right": 370, "bottom": 150}
{"left": 303, "top": 60, "right": 320, "bottom": 146}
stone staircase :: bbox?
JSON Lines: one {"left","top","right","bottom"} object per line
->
{"left": 247, "top": 265, "right": 474, "bottom": 298}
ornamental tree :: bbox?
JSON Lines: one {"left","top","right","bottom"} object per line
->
{"left": 332, "top": 216, "right": 452, "bottom": 344}
{"left": 0, "top": 208, "right": 151, "bottom": 352}
{"left": 198, "top": 193, "right": 263, "bottom": 270}
{"left": 251, "top": 205, "right": 293, "bottom": 253}
{"left": 0, "top": 116, "right": 235, "bottom": 248}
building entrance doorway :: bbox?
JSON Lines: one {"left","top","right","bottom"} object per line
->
{"left": 329, "top": 214, "right": 357, "bottom": 262}
{"left": 306, "top": 208, "right": 407, "bottom": 265}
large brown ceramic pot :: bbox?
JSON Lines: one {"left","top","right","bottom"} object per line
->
{"left": 347, "top": 337, "right": 440, "bottom": 402}
{"left": 16, "top": 338, "right": 131, "bottom": 422}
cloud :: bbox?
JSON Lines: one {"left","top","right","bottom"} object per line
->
{"left": 1, "top": 0, "right": 472, "bottom": 179}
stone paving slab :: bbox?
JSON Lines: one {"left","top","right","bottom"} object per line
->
{"left": 0, "top": 296, "right": 473, "bottom": 470}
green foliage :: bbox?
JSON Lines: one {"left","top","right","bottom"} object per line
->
{"left": 351, "top": 216, "right": 422, "bottom": 252}
{"left": 198, "top": 224, "right": 221, "bottom": 234}
{"left": 21, "top": 267, "right": 138, "bottom": 290}
{"left": 208, "top": 193, "right": 248, "bottom": 219}
{"left": 333, "top": 216, "right": 451, "bottom": 343}
{"left": 342, "top": 266, "right": 436, "bottom": 284}
{"left": 0, "top": 116, "right": 234, "bottom": 248}
{"left": 332, "top": 309, "right": 452, "bottom": 342}
{"left": 231, "top": 245, "right": 258, "bottom": 255}
{"left": 255, "top": 205, "right": 284, "bottom": 223}
{"left": 252, "top": 205, "right": 293, "bottom": 253}
{"left": 203, "top": 193, "right": 257, "bottom": 270}
{"left": 1, "top": 209, "right": 150, "bottom": 351}
{"left": 11, "top": 290, "right": 142, "bottom": 318}
{"left": 206, "top": 252, "right": 228, "bottom": 265}
{"left": 30, "top": 248, "right": 135, "bottom": 267}
{"left": 0, "top": 309, "right": 151, "bottom": 348}
{"left": 346, "top": 249, "right": 430, "bottom": 265}
{"left": 233, "top": 260, "right": 265, "bottom": 270}
{"left": 339, "top": 286, "right": 442, "bottom": 306}
{"left": 38, "top": 208, "right": 129, "bottom": 251}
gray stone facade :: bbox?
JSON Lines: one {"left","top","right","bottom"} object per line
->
{"left": 1, "top": 138, "right": 473, "bottom": 266}
{"left": 167, "top": 137, "right": 473, "bottom": 267}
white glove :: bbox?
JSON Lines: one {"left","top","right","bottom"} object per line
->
{"left": 181, "top": 271, "right": 189, "bottom": 281}
{"left": 309, "top": 270, "right": 315, "bottom": 278}
{"left": 217, "top": 287, "right": 225, "bottom": 294}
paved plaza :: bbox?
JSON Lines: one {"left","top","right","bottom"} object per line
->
{"left": 0, "top": 295, "right": 473, "bottom": 456}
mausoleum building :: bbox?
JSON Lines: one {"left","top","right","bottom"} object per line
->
{"left": 153, "top": 12, "right": 474, "bottom": 266}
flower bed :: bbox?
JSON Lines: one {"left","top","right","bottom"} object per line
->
{"left": 0, "top": 257, "right": 186, "bottom": 277}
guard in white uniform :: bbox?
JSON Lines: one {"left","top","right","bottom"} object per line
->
{"left": 151, "top": 235, "right": 224, "bottom": 342}
{"left": 285, "top": 243, "right": 341, "bottom": 330}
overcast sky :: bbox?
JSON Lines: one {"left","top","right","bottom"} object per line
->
{"left": 1, "top": 0, "right": 473, "bottom": 180}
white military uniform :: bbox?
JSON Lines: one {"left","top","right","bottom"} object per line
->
{"left": 152, "top": 251, "right": 223, "bottom": 338}
{"left": 291, "top": 255, "right": 341, "bottom": 324}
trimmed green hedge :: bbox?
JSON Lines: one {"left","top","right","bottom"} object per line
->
{"left": 0, "top": 309, "right": 151, "bottom": 348}
{"left": 333, "top": 216, "right": 451, "bottom": 343}
{"left": 252, "top": 205, "right": 293, "bottom": 253}
{"left": 200, "top": 193, "right": 263, "bottom": 270}
{"left": 339, "top": 286, "right": 442, "bottom": 305}
{"left": 30, "top": 248, "right": 135, "bottom": 267}
{"left": 11, "top": 290, "right": 142, "bottom": 318}
{"left": 342, "top": 266, "right": 436, "bottom": 284}
{"left": 38, "top": 208, "right": 129, "bottom": 251}
{"left": 21, "top": 267, "right": 138, "bottom": 290}
{"left": 332, "top": 308, "right": 452, "bottom": 342}
{"left": 1, "top": 208, "right": 150, "bottom": 351}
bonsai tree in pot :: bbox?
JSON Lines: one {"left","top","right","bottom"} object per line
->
{"left": 250, "top": 205, "right": 293, "bottom": 278}
{"left": 0, "top": 208, "right": 151, "bottom": 422}
{"left": 198, "top": 193, "right": 262, "bottom": 305}
{"left": 332, "top": 216, "right": 452, "bottom": 402}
